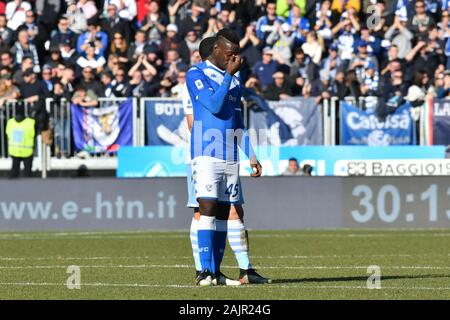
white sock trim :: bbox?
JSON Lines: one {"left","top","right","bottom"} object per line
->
{"left": 198, "top": 215, "right": 215, "bottom": 230}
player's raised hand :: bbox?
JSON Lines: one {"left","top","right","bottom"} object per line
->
{"left": 250, "top": 159, "right": 262, "bottom": 177}
{"left": 226, "top": 54, "right": 243, "bottom": 75}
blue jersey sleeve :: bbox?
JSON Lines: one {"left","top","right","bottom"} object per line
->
{"left": 186, "top": 67, "right": 233, "bottom": 114}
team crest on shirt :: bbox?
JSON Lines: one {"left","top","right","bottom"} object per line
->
{"left": 205, "top": 184, "right": 213, "bottom": 192}
{"left": 195, "top": 79, "right": 204, "bottom": 89}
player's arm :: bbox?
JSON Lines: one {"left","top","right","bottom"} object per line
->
{"left": 235, "top": 98, "right": 262, "bottom": 177}
{"left": 186, "top": 68, "right": 233, "bottom": 115}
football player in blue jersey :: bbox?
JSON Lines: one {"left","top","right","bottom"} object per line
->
{"left": 184, "top": 36, "right": 271, "bottom": 286}
{"left": 185, "top": 29, "right": 267, "bottom": 286}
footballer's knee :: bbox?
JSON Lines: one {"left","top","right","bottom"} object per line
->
{"left": 229, "top": 204, "right": 244, "bottom": 221}
{"left": 198, "top": 199, "right": 217, "bottom": 217}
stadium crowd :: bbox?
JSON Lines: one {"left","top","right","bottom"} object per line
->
{"left": 0, "top": 0, "right": 448, "bottom": 124}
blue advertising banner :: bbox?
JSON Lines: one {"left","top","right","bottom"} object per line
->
{"left": 145, "top": 99, "right": 189, "bottom": 146}
{"left": 117, "top": 145, "right": 445, "bottom": 177}
{"left": 432, "top": 99, "right": 450, "bottom": 146}
{"left": 248, "top": 97, "right": 323, "bottom": 146}
{"left": 71, "top": 98, "right": 133, "bottom": 153}
{"left": 340, "top": 102, "right": 416, "bottom": 145}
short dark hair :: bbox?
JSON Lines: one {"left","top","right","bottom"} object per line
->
{"left": 199, "top": 36, "right": 216, "bottom": 60}
{"left": 288, "top": 158, "right": 298, "bottom": 163}
{"left": 216, "top": 28, "right": 239, "bottom": 45}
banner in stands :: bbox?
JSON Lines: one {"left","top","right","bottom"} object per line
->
{"left": 2, "top": 177, "right": 450, "bottom": 231}
{"left": 71, "top": 98, "right": 133, "bottom": 153}
{"left": 248, "top": 97, "right": 323, "bottom": 146}
{"left": 145, "top": 99, "right": 189, "bottom": 146}
{"left": 432, "top": 99, "right": 450, "bottom": 146}
{"left": 340, "top": 102, "right": 415, "bottom": 146}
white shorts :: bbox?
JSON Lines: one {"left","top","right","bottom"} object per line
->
{"left": 191, "top": 156, "right": 241, "bottom": 203}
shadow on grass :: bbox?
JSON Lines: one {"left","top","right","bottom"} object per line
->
{"left": 271, "top": 274, "right": 450, "bottom": 284}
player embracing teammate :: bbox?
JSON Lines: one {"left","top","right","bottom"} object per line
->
{"left": 184, "top": 29, "right": 271, "bottom": 286}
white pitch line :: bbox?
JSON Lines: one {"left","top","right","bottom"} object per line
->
{"left": 1, "top": 232, "right": 450, "bottom": 240}
{"left": 0, "top": 253, "right": 448, "bottom": 262}
{"left": 1, "top": 282, "right": 450, "bottom": 291}
{"left": 1, "top": 264, "right": 450, "bottom": 270}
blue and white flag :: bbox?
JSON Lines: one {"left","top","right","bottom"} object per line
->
{"left": 145, "top": 99, "right": 189, "bottom": 146}
{"left": 340, "top": 102, "right": 416, "bottom": 145}
{"left": 71, "top": 98, "right": 133, "bottom": 153}
{"left": 249, "top": 97, "right": 323, "bottom": 146}
{"left": 432, "top": 99, "right": 450, "bottom": 146}
{"left": 395, "top": 0, "right": 408, "bottom": 20}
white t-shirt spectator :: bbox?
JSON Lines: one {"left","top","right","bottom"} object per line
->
{"left": 105, "top": 0, "right": 137, "bottom": 21}
{"left": 5, "top": 0, "right": 32, "bottom": 30}
{"left": 76, "top": 56, "right": 106, "bottom": 69}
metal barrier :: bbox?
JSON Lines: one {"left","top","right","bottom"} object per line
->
{"left": 0, "top": 100, "right": 44, "bottom": 174}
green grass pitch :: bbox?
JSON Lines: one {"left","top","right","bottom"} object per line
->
{"left": 0, "top": 229, "right": 449, "bottom": 299}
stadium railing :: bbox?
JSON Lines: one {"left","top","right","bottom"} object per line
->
{"left": 0, "top": 100, "right": 45, "bottom": 173}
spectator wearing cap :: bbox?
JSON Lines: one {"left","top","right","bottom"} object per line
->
{"left": 255, "top": 1, "right": 285, "bottom": 46}
{"left": 0, "top": 14, "right": 13, "bottom": 46}
{"left": 320, "top": 43, "right": 341, "bottom": 81}
{"left": 159, "top": 24, "right": 187, "bottom": 63}
{"left": 11, "top": 28, "right": 40, "bottom": 73}
{"left": 101, "top": 3, "right": 132, "bottom": 45}
{"left": 50, "top": 16, "right": 76, "bottom": 48}
{"left": 76, "top": 42, "right": 106, "bottom": 73}
{"left": 76, "top": 19, "right": 108, "bottom": 58}
{"left": 179, "top": 1, "right": 208, "bottom": 39}
{"left": 5, "top": 0, "right": 32, "bottom": 31}
{"left": 60, "top": 39, "right": 78, "bottom": 66}
{"left": 66, "top": 0, "right": 87, "bottom": 34}
{"left": 19, "top": 68, "right": 49, "bottom": 104}
{"left": 286, "top": 4, "right": 311, "bottom": 45}
{"left": 263, "top": 71, "right": 292, "bottom": 101}
{"left": 104, "top": 0, "right": 138, "bottom": 21}
{"left": 360, "top": 61, "right": 380, "bottom": 97}
{"left": 384, "top": 15, "right": 413, "bottom": 59}
{"left": 350, "top": 39, "right": 379, "bottom": 83}
{"left": 252, "top": 46, "right": 279, "bottom": 89}
{"left": 266, "top": 21, "right": 295, "bottom": 65}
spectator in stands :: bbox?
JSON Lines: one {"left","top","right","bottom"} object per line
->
{"left": 100, "top": 69, "right": 115, "bottom": 98}
{"left": 71, "top": 85, "right": 99, "bottom": 107}
{"left": 0, "top": 14, "right": 13, "bottom": 46}
{"left": 282, "top": 158, "right": 302, "bottom": 176}
{"left": 59, "top": 66, "right": 75, "bottom": 98}
{"left": 41, "top": 64, "right": 54, "bottom": 92}
{"left": 59, "top": 38, "right": 78, "bottom": 66}
{"left": 140, "top": 0, "right": 168, "bottom": 44}
{"left": 104, "top": 0, "right": 137, "bottom": 21}
{"left": 0, "top": 70, "right": 19, "bottom": 107}
{"left": 264, "top": 71, "right": 292, "bottom": 101}
{"left": 101, "top": 3, "right": 131, "bottom": 45}
{"left": 66, "top": 0, "right": 87, "bottom": 34}
{"left": 77, "top": 18, "right": 108, "bottom": 58}
{"left": 410, "top": 0, "right": 435, "bottom": 36}
{"left": 128, "top": 29, "right": 148, "bottom": 63}
{"left": 12, "top": 56, "right": 33, "bottom": 85}
{"left": 320, "top": 43, "right": 340, "bottom": 81}
{"left": 170, "top": 69, "right": 186, "bottom": 97}
{"left": 11, "top": 28, "right": 40, "bottom": 73}
{"left": 350, "top": 39, "right": 379, "bottom": 83}
{"left": 436, "top": 70, "right": 450, "bottom": 99}
{"left": 314, "top": 0, "right": 332, "bottom": 41}
{"left": 286, "top": 4, "right": 311, "bottom": 46}
{"left": 50, "top": 16, "right": 76, "bottom": 48}
{"left": 360, "top": 62, "right": 380, "bottom": 97}
{"left": 129, "top": 68, "right": 145, "bottom": 97}
{"left": 5, "top": 0, "right": 32, "bottom": 31}
{"left": 180, "top": 29, "right": 201, "bottom": 60}
{"left": 266, "top": 22, "right": 295, "bottom": 65}
{"left": 256, "top": 1, "right": 284, "bottom": 46}
{"left": 239, "top": 23, "right": 261, "bottom": 68}
{"left": 76, "top": 42, "right": 106, "bottom": 73}
{"left": 110, "top": 32, "right": 129, "bottom": 66}
{"left": 110, "top": 66, "right": 131, "bottom": 97}
{"left": 384, "top": 15, "right": 414, "bottom": 59}
{"left": 179, "top": 1, "right": 208, "bottom": 39}
{"left": 168, "top": 0, "right": 191, "bottom": 25}
{"left": 0, "top": 51, "right": 16, "bottom": 71}
{"left": 77, "top": 66, "right": 103, "bottom": 96}
{"left": 252, "top": 46, "right": 279, "bottom": 90}
{"left": 77, "top": 0, "right": 98, "bottom": 21}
